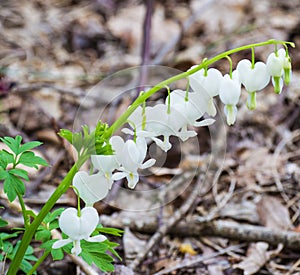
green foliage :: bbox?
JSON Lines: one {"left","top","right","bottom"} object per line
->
{"left": 0, "top": 217, "right": 8, "bottom": 228}
{"left": 58, "top": 121, "right": 113, "bottom": 156}
{"left": 0, "top": 136, "right": 42, "bottom": 156}
{"left": 18, "top": 151, "right": 48, "bottom": 169}
{"left": 96, "top": 225, "right": 124, "bottom": 237}
{"left": 35, "top": 208, "right": 65, "bottom": 242}
{"left": 94, "top": 122, "right": 113, "bottom": 155}
{"left": 0, "top": 135, "right": 48, "bottom": 202}
{"left": 46, "top": 229, "right": 122, "bottom": 272}
{"left": 2, "top": 171, "right": 25, "bottom": 201}
{"left": 40, "top": 239, "right": 65, "bottom": 261}
{"left": 0, "top": 234, "right": 38, "bottom": 274}
{"left": 80, "top": 240, "right": 116, "bottom": 272}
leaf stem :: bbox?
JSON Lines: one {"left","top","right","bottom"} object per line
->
{"left": 27, "top": 250, "right": 50, "bottom": 275}
{"left": 17, "top": 193, "right": 30, "bottom": 228}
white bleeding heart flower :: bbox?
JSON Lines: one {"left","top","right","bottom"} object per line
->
{"left": 266, "top": 50, "right": 285, "bottom": 77}
{"left": 219, "top": 73, "right": 241, "bottom": 125}
{"left": 167, "top": 89, "right": 215, "bottom": 140}
{"left": 110, "top": 136, "right": 155, "bottom": 189}
{"left": 237, "top": 59, "right": 270, "bottom": 92}
{"left": 73, "top": 171, "right": 109, "bottom": 206}
{"left": 278, "top": 48, "right": 292, "bottom": 85}
{"left": 91, "top": 155, "right": 119, "bottom": 189}
{"left": 236, "top": 59, "right": 270, "bottom": 109}
{"left": 189, "top": 66, "right": 223, "bottom": 116}
{"left": 145, "top": 103, "right": 197, "bottom": 150}
{"left": 266, "top": 48, "right": 288, "bottom": 94}
{"left": 52, "top": 207, "right": 106, "bottom": 256}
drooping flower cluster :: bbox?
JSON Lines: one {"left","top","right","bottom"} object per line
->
{"left": 189, "top": 47, "right": 292, "bottom": 125}
{"left": 53, "top": 46, "right": 292, "bottom": 256}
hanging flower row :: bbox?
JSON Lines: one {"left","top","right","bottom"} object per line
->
{"left": 52, "top": 45, "right": 292, "bottom": 256}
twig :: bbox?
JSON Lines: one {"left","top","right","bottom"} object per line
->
{"left": 128, "top": 174, "right": 202, "bottom": 270}
{"left": 153, "top": 243, "right": 244, "bottom": 275}
{"left": 11, "top": 83, "right": 86, "bottom": 97}
{"left": 102, "top": 214, "right": 300, "bottom": 251}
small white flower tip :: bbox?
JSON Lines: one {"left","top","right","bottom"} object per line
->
{"left": 224, "top": 105, "right": 237, "bottom": 126}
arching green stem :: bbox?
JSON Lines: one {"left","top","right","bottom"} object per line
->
{"left": 105, "top": 39, "right": 293, "bottom": 139}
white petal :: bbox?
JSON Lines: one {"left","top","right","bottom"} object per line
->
{"left": 266, "top": 52, "right": 284, "bottom": 77}
{"left": 121, "top": 128, "right": 134, "bottom": 135}
{"left": 151, "top": 137, "right": 172, "bottom": 152}
{"left": 110, "top": 136, "right": 124, "bottom": 163}
{"left": 78, "top": 207, "right": 99, "bottom": 239}
{"left": 111, "top": 172, "right": 126, "bottom": 181}
{"left": 58, "top": 207, "right": 99, "bottom": 240}
{"left": 177, "top": 130, "right": 197, "bottom": 141}
{"left": 71, "top": 240, "right": 82, "bottom": 256}
{"left": 91, "top": 155, "right": 119, "bottom": 174}
{"left": 127, "top": 106, "right": 144, "bottom": 127}
{"left": 203, "top": 68, "right": 223, "bottom": 97}
{"left": 126, "top": 173, "right": 139, "bottom": 189}
{"left": 224, "top": 105, "right": 238, "bottom": 125}
{"left": 189, "top": 67, "right": 222, "bottom": 98}
{"left": 193, "top": 118, "right": 215, "bottom": 127}
{"left": 135, "top": 137, "right": 147, "bottom": 162}
{"left": 146, "top": 104, "right": 186, "bottom": 134}
{"left": 219, "top": 74, "right": 241, "bottom": 105}
{"left": 123, "top": 140, "right": 140, "bottom": 171}
{"left": 86, "top": 234, "right": 107, "bottom": 243}
{"left": 206, "top": 98, "right": 217, "bottom": 117}
{"left": 52, "top": 239, "right": 72, "bottom": 249}
{"left": 73, "top": 171, "right": 109, "bottom": 206}
{"left": 59, "top": 208, "right": 81, "bottom": 238}
{"left": 140, "top": 158, "right": 156, "bottom": 169}
{"left": 236, "top": 59, "right": 250, "bottom": 84}
{"left": 238, "top": 60, "right": 270, "bottom": 92}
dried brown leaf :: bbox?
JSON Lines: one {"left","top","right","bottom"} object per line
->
{"left": 123, "top": 227, "right": 147, "bottom": 265}
{"left": 234, "top": 242, "right": 270, "bottom": 275}
{"left": 220, "top": 200, "right": 260, "bottom": 224}
{"left": 257, "top": 195, "right": 293, "bottom": 231}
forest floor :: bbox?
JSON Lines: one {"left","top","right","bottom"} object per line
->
{"left": 0, "top": 0, "right": 300, "bottom": 274}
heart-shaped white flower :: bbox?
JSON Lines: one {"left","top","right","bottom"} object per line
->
{"left": 237, "top": 59, "right": 270, "bottom": 109}
{"left": 219, "top": 72, "right": 241, "bottom": 125}
{"left": 219, "top": 73, "right": 241, "bottom": 106}
{"left": 110, "top": 136, "right": 155, "bottom": 188}
{"left": 73, "top": 171, "right": 109, "bottom": 206}
{"left": 266, "top": 48, "right": 291, "bottom": 93}
{"left": 52, "top": 207, "right": 106, "bottom": 256}
{"left": 266, "top": 49, "right": 285, "bottom": 77}
{"left": 189, "top": 67, "right": 223, "bottom": 116}
{"left": 237, "top": 59, "right": 270, "bottom": 92}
